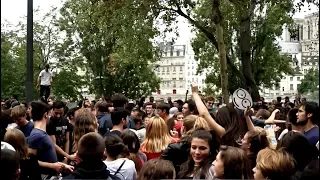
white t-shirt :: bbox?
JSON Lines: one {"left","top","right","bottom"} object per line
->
{"left": 278, "top": 129, "right": 301, "bottom": 140}
{"left": 130, "top": 128, "right": 146, "bottom": 144}
{"left": 39, "top": 70, "right": 52, "bottom": 86}
{"left": 104, "top": 158, "right": 136, "bottom": 180}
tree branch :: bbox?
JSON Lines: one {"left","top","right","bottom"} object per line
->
{"left": 157, "top": 3, "right": 246, "bottom": 83}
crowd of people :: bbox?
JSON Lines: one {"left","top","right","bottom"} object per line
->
{"left": 1, "top": 83, "right": 319, "bottom": 180}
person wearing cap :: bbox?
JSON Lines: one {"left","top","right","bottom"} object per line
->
{"left": 169, "top": 107, "right": 178, "bottom": 118}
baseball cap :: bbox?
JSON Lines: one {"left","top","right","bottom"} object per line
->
{"left": 169, "top": 107, "right": 178, "bottom": 118}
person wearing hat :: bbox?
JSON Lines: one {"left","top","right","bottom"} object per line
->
{"left": 169, "top": 107, "right": 178, "bottom": 118}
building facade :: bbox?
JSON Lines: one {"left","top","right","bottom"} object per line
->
{"left": 261, "top": 12, "right": 319, "bottom": 101}
{"left": 152, "top": 41, "right": 206, "bottom": 99}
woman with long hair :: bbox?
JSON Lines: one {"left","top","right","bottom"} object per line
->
{"left": 72, "top": 108, "right": 98, "bottom": 153}
{"left": 213, "top": 145, "right": 253, "bottom": 179}
{"left": 215, "top": 103, "right": 247, "bottom": 147}
{"left": 140, "top": 116, "right": 177, "bottom": 160}
{"left": 241, "top": 127, "right": 270, "bottom": 169}
{"left": 178, "top": 130, "right": 216, "bottom": 179}
{"left": 121, "top": 129, "right": 147, "bottom": 173}
{"left": 4, "top": 129, "right": 41, "bottom": 180}
{"left": 161, "top": 115, "right": 212, "bottom": 173}
{"left": 104, "top": 134, "right": 136, "bottom": 180}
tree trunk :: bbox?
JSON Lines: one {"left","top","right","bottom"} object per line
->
{"left": 212, "top": 0, "right": 229, "bottom": 103}
{"left": 238, "top": 3, "right": 260, "bottom": 102}
{"left": 216, "top": 25, "right": 229, "bottom": 103}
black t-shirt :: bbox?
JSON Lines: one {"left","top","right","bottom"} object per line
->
{"left": 47, "top": 117, "right": 71, "bottom": 161}
{"left": 68, "top": 123, "right": 74, "bottom": 154}
{"left": 104, "top": 130, "right": 121, "bottom": 137}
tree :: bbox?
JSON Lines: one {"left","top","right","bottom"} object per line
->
{"left": 146, "top": 0, "right": 317, "bottom": 102}
{"left": 1, "top": 8, "right": 85, "bottom": 101}
{"left": 57, "top": 0, "right": 160, "bottom": 99}
{"left": 1, "top": 22, "right": 42, "bottom": 100}
{"left": 298, "top": 68, "right": 319, "bottom": 94}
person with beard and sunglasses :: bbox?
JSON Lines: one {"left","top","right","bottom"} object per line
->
{"left": 297, "top": 102, "right": 319, "bottom": 146}
{"left": 47, "top": 100, "right": 76, "bottom": 162}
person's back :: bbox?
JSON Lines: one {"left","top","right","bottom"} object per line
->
{"left": 1, "top": 142, "right": 20, "bottom": 180}
{"left": 96, "top": 102, "right": 113, "bottom": 136}
{"left": 4, "top": 128, "right": 42, "bottom": 180}
{"left": 104, "top": 158, "right": 136, "bottom": 180}
{"left": 161, "top": 136, "right": 190, "bottom": 173}
{"left": 98, "top": 113, "right": 112, "bottom": 136}
{"left": 64, "top": 132, "right": 120, "bottom": 180}
{"left": 19, "top": 154, "right": 41, "bottom": 180}
{"left": 28, "top": 128, "right": 57, "bottom": 175}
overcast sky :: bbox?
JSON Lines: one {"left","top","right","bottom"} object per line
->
{"left": 1, "top": 0, "right": 318, "bottom": 44}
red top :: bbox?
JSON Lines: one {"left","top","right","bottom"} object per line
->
{"left": 141, "top": 138, "right": 179, "bottom": 160}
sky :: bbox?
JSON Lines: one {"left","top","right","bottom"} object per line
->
{"left": 1, "top": 0, "right": 318, "bottom": 44}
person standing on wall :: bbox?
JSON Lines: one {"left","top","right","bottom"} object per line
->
{"left": 37, "top": 64, "right": 52, "bottom": 102}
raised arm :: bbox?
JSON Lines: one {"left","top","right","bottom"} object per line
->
{"left": 191, "top": 83, "right": 225, "bottom": 137}
{"left": 244, "top": 107, "right": 255, "bottom": 131}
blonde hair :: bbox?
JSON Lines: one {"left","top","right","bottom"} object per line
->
{"left": 73, "top": 108, "right": 98, "bottom": 152}
{"left": 4, "top": 129, "right": 28, "bottom": 159}
{"left": 11, "top": 105, "right": 27, "bottom": 120}
{"left": 141, "top": 116, "right": 172, "bottom": 153}
{"left": 183, "top": 115, "right": 210, "bottom": 136}
{"left": 256, "top": 148, "right": 295, "bottom": 179}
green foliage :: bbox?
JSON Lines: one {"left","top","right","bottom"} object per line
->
{"left": 1, "top": 24, "right": 42, "bottom": 100}
{"left": 144, "top": 0, "right": 317, "bottom": 101}
{"left": 298, "top": 68, "right": 319, "bottom": 94}
{"left": 191, "top": 0, "right": 295, "bottom": 93}
{"left": 1, "top": 8, "right": 85, "bottom": 101}
{"left": 51, "top": 68, "right": 84, "bottom": 101}
{"left": 57, "top": 0, "right": 160, "bottom": 99}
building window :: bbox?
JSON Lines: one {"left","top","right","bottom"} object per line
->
{"left": 173, "top": 67, "right": 176, "bottom": 72}
{"left": 167, "top": 67, "right": 169, "bottom": 72}
{"left": 177, "top": 51, "right": 180, "bottom": 56}
{"left": 180, "top": 66, "right": 183, "bottom": 71}
{"left": 290, "top": 84, "right": 293, "bottom": 90}
{"left": 297, "top": 77, "right": 300, "bottom": 81}
{"left": 290, "top": 77, "right": 293, "bottom": 81}
{"left": 188, "top": 72, "right": 190, "bottom": 76}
